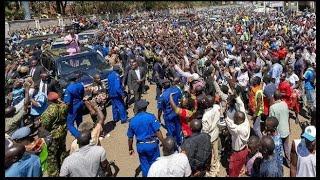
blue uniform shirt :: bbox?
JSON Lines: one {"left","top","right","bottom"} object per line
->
{"left": 5, "top": 153, "right": 42, "bottom": 177}
{"left": 107, "top": 71, "right": 125, "bottom": 98}
{"left": 12, "top": 88, "right": 25, "bottom": 106}
{"left": 30, "top": 92, "right": 48, "bottom": 116}
{"left": 63, "top": 82, "right": 84, "bottom": 107}
{"left": 102, "top": 46, "right": 109, "bottom": 57}
{"left": 127, "top": 112, "right": 161, "bottom": 142}
{"left": 157, "top": 86, "right": 182, "bottom": 119}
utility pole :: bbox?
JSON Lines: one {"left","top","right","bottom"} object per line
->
{"left": 22, "top": 1, "right": 32, "bottom": 20}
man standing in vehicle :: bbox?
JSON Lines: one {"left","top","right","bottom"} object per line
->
{"left": 64, "top": 30, "right": 80, "bottom": 55}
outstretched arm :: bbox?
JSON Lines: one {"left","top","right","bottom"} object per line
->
{"left": 156, "top": 130, "right": 164, "bottom": 144}
{"left": 169, "top": 93, "right": 180, "bottom": 114}
{"left": 128, "top": 138, "right": 134, "bottom": 155}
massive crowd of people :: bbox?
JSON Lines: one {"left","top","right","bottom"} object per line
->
{"left": 5, "top": 5, "right": 316, "bottom": 177}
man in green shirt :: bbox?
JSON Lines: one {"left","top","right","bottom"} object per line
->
{"left": 269, "top": 90, "right": 290, "bottom": 167}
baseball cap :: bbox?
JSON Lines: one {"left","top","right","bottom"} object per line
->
{"left": 134, "top": 99, "right": 149, "bottom": 111}
{"left": 48, "top": 92, "right": 59, "bottom": 101}
{"left": 302, "top": 125, "right": 316, "bottom": 142}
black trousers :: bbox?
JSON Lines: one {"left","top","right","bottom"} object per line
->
{"left": 127, "top": 87, "right": 142, "bottom": 110}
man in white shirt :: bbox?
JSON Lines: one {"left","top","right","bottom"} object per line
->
{"left": 286, "top": 66, "right": 300, "bottom": 89}
{"left": 174, "top": 64, "right": 193, "bottom": 79}
{"left": 135, "top": 67, "right": 141, "bottom": 81}
{"left": 29, "top": 59, "right": 45, "bottom": 84}
{"left": 201, "top": 96, "right": 221, "bottom": 177}
{"left": 223, "top": 94, "right": 250, "bottom": 177}
{"left": 237, "top": 65, "right": 249, "bottom": 88}
{"left": 127, "top": 60, "right": 146, "bottom": 103}
{"left": 39, "top": 73, "right": 48, "bottom": 96}
{"left": 148, "top": 137, "right": 191, "bottom": 177}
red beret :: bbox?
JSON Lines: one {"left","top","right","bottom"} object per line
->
{"left": 48, "top": 92, "right": 59, "bottom": 101}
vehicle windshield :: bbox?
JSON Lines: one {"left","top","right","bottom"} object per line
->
{"left": 57, "top": 52, "right": 105, "bottom": 75}
{"left": 20, "top": 39, "right": 45, "bottom": 47}
{"left": 51, "top": 43, "right": 66, "bottom": 49}
{"left": 78, "top": 34, "right": 95, "bottom": 40}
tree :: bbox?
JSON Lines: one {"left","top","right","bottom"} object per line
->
{"left": 15, "top": 1, "right": 20, "bottom": 10}
{"left": 22, "top": 1, "right": 31, "bottom": 19}
{"left": 56, "top": 1, "right": 67, "bottom": 15}
{"left": 56, "top": 1, "right": 61, "bottom": 14}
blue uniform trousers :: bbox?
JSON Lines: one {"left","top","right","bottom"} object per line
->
{"left": 164, "top": 115, "right": 183, "bottom": 146}
{"left": 66, "top": 102, "right": 83, "bottom": 138}
{"left": 110, "top": 97, "right": 127, "bottom": 122}
{"left": 136, "top": 142, "right": 160, "bottom": 177}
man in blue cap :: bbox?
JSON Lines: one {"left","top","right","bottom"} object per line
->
{"left": 127, "top": 99, "right": 164, "bottom": 177}
{"left": 64, "top": 73, "right": 84, "bottom": 138}
{"left": 107, "top": 65, "right": 127, "bottom": 124}
{"left": 157, "top": 78, "right": 183, "bottom": 145}
{"left": 11, "top": 127, "right": 44, "bottom": 153}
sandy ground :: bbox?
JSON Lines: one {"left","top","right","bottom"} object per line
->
{"left": 65, "top": 83, "right": 305, "bottom": 177}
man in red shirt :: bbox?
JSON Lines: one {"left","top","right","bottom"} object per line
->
{"left": 278, "top": 73, "right": 300, "bottom": 124}
{"left": 277, "top": 45, "right": 288, "bottom": 62}
{"left": 278, "top": 73, "right": 292, "bottom": 106}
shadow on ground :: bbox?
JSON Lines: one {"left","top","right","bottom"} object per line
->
{"left": 134, "top": 165, "right": 141, "bottom": 177}
{"left": 110, "top": 161, "right": 120, "bottom": 177}
{"left": 103, "top": 121, "right": 116, "bottom": 134}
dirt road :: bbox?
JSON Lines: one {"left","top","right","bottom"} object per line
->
{"left": 65, "top": 83, "right": 305, "bottom": 177}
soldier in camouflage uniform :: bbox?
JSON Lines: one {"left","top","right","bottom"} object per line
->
{"left": 39, "top": 92, "right": 68, "bottom": 176}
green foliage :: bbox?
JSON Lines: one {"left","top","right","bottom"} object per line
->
{"left": 5, "top": 1, "right": 223, "bottom": 20}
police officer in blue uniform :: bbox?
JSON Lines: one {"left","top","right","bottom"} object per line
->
{"left": 127, "top": 99, "right": 164, "bottom": 177}
{"left": 157, "top": 79, "right": 183, "bottom": 145}
{"left": 64, "top": 74, "right": 84, "bottom": 138}
{"left": 107, "top": 65, "right": 127, "bottom": 124}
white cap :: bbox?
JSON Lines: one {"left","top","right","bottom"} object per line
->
{"left": 302, "top": 126, "right": 316, "bottom": 142}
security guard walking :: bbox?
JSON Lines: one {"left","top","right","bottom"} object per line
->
{"left": 64, "top": 74, "right": 84, "bottom": 138}
{"left": 127, "top": 99, "right": 164, "bottom": 177}
{"left": 107, "top": 65, "right": 127, "bottom": 124}
{"left": 157, "top": 79, "right": 183, "bottom": 145}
